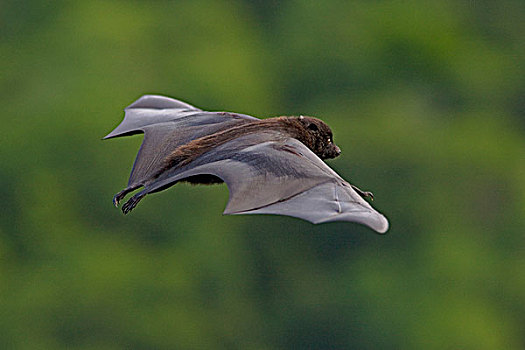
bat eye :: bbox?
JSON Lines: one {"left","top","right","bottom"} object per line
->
{"left": 327, "top": 138, "right": 331, "bottom": 143}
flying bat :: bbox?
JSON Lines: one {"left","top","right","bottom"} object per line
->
{"left": 104, "top": 95, "right": 389, "bottom": 234}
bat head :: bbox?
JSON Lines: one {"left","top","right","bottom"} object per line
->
{"left": 297, "top": 116, "right": 341, "bottom": 160}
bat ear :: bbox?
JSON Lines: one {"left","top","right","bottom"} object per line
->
{"left": 298, "top": 116, "right": 318, "bottom": 131}
{"left": 307, "top": 123, "right": 318, "bottom": 131}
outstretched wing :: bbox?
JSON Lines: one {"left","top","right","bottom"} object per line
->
{"left": 143, "top": 133, "right": 389, "bottom": 234}
{"left": 104, "top": 95, "right": 257, "bottom": 187}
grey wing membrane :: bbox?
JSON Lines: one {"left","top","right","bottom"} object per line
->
{"left": 145, "top": 134, "right": 389, "bottom": 234}
{"left": 104, "top": 95, "right": 258, "bottom": 187}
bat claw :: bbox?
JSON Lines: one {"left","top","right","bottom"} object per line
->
{"left": 351, "top": 185, "right": 374, "bottom": 201}
{"left": 122, "top": 200, "right": 135, "bottom": 214}
{"left": 121, "top": 192, "right": 146, "bottom": 215}
{"left": 112, "top": 194, "right": 121, "bottom": 207}
{"left": 112, "top": 185, "right": 141, "bottom": 208}
{"left": 113, "top": 192, "right": 127, "bottom": 207}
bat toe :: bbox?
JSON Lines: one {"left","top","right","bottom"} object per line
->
{"left": 112, "top": 185, "right": 141, "bottom": 209}
{"left": 121, "top": 192, "right": 146, "bottom": 215}
{"left": 112, "top": 194, "right": 121, "bottom": 207}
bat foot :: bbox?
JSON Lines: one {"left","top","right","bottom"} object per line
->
{"left": 113, "top": 185, "right": 141, "bottom": 208}
{"left": 113, "top": 193, "right": 123, "bottom": 207}
{"left": 121, "top": 192, "right": 146, "bottom": 214}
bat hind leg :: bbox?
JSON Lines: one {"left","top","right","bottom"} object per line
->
{"left": 122, "top": 190, "right": 147, "bottom": 215}
{"left": 113, "top": 184, "right": 142, "bottom": 207}
{"left": 351, "top": 185, "right": 374, "bottom": 201}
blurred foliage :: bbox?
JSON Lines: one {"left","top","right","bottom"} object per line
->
{"left": 1, "top": 0, "right": 525, "bottom": 349}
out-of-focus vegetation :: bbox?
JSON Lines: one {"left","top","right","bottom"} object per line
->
{"left": 1, "top": 1, "right": 524, "bottom": 349}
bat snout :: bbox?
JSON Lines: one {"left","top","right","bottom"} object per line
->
{"left": 330, "top": 144, "right": 341, "bottom": 157}
{"left": 323, "top": 144, "right": 341, "bottom": 159}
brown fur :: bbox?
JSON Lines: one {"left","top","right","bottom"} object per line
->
{"left": 159, "top": 116, "right": 339, "bottom": 178}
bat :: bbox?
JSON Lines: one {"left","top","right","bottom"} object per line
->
{"left": 104, "top": 95, "right": 389, "bottom": 234}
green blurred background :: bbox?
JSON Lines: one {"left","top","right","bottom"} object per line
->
{"left": 2, "top": 1, "right": 524, "bottom": 349}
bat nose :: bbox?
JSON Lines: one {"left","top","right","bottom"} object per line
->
{"left": 334, "top": 145, "right": 341, "bottom": 155}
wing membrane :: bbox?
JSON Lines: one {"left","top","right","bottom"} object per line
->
{"left": 104, "top": 95, "right": 257, "bottom": 186}
{"left": 143, "top": 134, "right": 389, "bottom": 233}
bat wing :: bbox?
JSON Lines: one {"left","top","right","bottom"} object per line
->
{"left": 103, "top": 95, "right": 258, "bottom": 187}
{"left": 144, "top": 134, "right": 389, "bottom": 234}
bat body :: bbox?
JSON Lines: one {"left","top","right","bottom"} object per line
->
{"left": 104, "top": 95, "right": 389, "bottom": 234}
